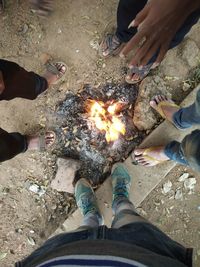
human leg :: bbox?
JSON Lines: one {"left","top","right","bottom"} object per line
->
{"left": 133, "top": 130, "right": 200, "bottom": 171}
{"left": 0, "top": 130, "right": 56, "bottom": 162}
{"left": 100, "top": 0, "right": 147, "bottom": 57}
{"left": 116, "top": 0, "right": 147, "bottom": 43}
{"left": 165, "top": 130, "right": 200, "bottom": 171}
{"left": 75, "top": 178, "right": 103, "bottom": 229}
{"left": 149, "top": 90, "right": 200, "bottom": 129}
{"left": 0, "top": 128, "right": 27, "bottom": 162}
{"left": 173, "top": 89, "right": 200, "bottom": 129}
{"left": 0, "top": 59, "right": 66, "bottom": 101}
{"left": 111, "top": 163, "right": 148, "bottom": 229}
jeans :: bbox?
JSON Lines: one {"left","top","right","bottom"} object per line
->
{"left": 116, "top": 0, "right": 200, "bottom": 64}
{"left": 164, "top": 89, "right": 200, "bottom": 171}
{"left": 17, "top": 197, "right": 192, "bottom": 267}
{"left": 0, "top": 59, "right": 48, "bottom": 162}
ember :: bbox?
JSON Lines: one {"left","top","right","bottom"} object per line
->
{"left": 86, "top": 99, "right": 126, "bottom": 143}
{"left": 49, "top": 83, "right": 145, "bottom": 186}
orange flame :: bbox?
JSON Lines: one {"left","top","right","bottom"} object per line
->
{"left": 87, "top": 100, "right": 126, "bottom": 143}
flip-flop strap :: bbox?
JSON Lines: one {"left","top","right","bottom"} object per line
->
{"left": 104, "top": 34, "right": 121, "bottom": 54}
{"left": 46, "top": 62, "right": 67, "bottom": 78}
{"left": 39, "top": 134, "right": 46, "bottom": 152}
{"left": 129, "top": 63, "right": 153, "bottom": 77}
{"left": 143, "top": 148, "right": 163, "bottom": 164}
{"left": 157, "top": 101, "right": 180, "bottom": 119}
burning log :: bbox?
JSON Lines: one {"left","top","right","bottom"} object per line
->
{"left": 50, "top": 83, "right": 145, "bottom": 186}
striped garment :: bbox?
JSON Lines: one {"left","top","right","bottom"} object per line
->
{"left": 37, "top": 255, "right": 148, "bottom": 267}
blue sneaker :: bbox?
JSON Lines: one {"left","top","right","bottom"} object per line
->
{"left": 111, "top": 163, "right": 131, "bottom": 203}
{"left": 75, "top": 178, "right": 103, "bottom": 224}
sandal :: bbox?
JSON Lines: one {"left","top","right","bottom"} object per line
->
{"left": 99, "top": 34, "right": 124, "bottom": 58}
{"left": 125, "top": 63, "right": 155, "bottom": 84}
{"left": 153, "top": 101, "right": 180, "bottom": 120}
{"left": 39, "top": 131, "right": 56, "bottom": 152}
{"left": 132, "top": 147, "right": 169, "bottom": 166}
{"left": 46, "top": 61, "right": 67, "bottom": 84}
{"left": 150, "top": 95, "right": 182, "bottom": 129}
{"left": 0, "top": 0, "right": 5, "bottom": 14}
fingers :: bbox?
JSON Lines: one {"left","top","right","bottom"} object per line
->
{"left": 129, "top": 37, "right": 154, "bottom": 67}
{"left": 133, "top": 4, "right": 150, "bottom": 27}
{"left": 155, "top": 41, "right": 170, "bottom": 64}
{"left": 139, "top": 42, "right": 160, "bottom": 66}
{"left": 120, "top": 30, "right": 145, "bottom": 57}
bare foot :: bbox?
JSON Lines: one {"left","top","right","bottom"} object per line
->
{"left": 125, "top": 73, "right": 140, "bottom": 83}
{"left": 100, "top": 34, "right": 123, "bottom": 58}
{"left": 150, "top": 95, "right": 180, "bottom": 123}
{"left": 27, "top": 131, "right": 55, "bottom": 151}
{"left": 43, "top": 62, "right": 67, "bottom": 86}
{"left": 132, "top": 146, "right": 170, "bottom": 167}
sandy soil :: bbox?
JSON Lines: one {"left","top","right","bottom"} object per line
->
{"left": 141, "top": 165, "right": 200, "bottom": 266}
{"left": 0, "top": 0, "right": 199, "bottom": 266}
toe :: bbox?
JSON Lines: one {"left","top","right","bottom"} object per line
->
{"left": 131, "top": 74, "right": 140, "bottom": 82}
{"left": 134, "top": 148, "right": 145, "bottom": 156}
{"left": 150, "top": 99, "right": 157, "bottom": 108}
{"left": 154, "top": 95, "right": 160, "bottom": 104}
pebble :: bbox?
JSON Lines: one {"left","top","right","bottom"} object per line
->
{"left": 184, "top": 177, "right": 196, "bottom": 191}
{"left": 182, "top": 81, "right": 191, "bottom": 91}
{"left": 178, "top": 172, "right": 189, "bottom": 182}
{"left": 174, "top": 189, "right": 183, "bottom": 200}
{"left": 162, "top": 181, "right": 172, "bottom": 194}
{"left": 27, "top": 236, "right": 36, "bottom": 246}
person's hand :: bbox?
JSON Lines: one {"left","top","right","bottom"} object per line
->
{"left": 29, "top": 0, "right": 53, "bottom": 17}
{"left": 120, "top": 0, "right": 196, "bottom": 68}
{"left": 0, "top": 71, "right": 5, "bottom": 94}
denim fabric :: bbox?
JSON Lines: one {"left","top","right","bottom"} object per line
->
{"left": 18, "top": 222, "right": 192, "bottom": 267}
{"left": 173, "top": 89, "right": 200, "bottom": 129}
{"left": 164, "top": 130, "right": 200, "bottom": 171}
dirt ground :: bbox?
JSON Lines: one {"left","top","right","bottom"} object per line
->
{"left": 0, "top": 0, "right": 200, "bottom": 266}
{"left": 141, "top": 165, "right": 200, "bottom": 266}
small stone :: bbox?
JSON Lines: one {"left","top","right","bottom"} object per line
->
{"left": 89, "top": 39, "right": 99, "bottom": 50}
{"left": 57, "top": 28, "right": 62, "bottom": 34}
{"left": 51, "top": 204, "right": 57, "bottom": 210}
{"left": 104, "top": 202, "right": 109, "bottom": 208}
{"left": 182, "top": 81, "right": 191, "bottom": 92}
{"left": 22, "top": 24, "right": 29, "bottom": 34}
{"left": 162, "top": 181, "right": 172, "bottom": 194}
{"left": 184, "top": 177, "right": 196, "bottom": 191}
{"left": 178, "top": 173, "right": 189, "bottom": 182}
{"left": 27, "top": 236, "right": 36, "bottom": 246}
{"left": 29, "top": 184, "right": 46, "bottom": 197}
{"left": 174, "top": 189, "right": 183, "bottom": 200}
{"left": 0, "top": 252, "right": 7, "bottom": 260}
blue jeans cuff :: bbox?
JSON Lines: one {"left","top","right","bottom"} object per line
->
{"left": 164, "top": 141, "right": 188, "bottom": 165}
{"left": 172, "top": 109, "right": 192, "bottom": 129}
